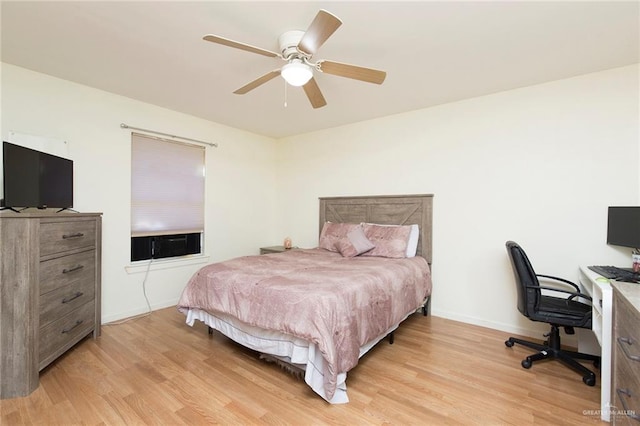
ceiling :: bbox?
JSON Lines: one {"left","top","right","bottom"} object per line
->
{"left": 2, "top": 1, "right": 638, "bottom": 139}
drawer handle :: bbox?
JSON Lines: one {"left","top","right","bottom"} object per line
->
{"left": 617, "top": 337, "right": 640, "bottom": 362}
{"left": 62, "top": 232, "right": 84, "bottom": 239}
{"left": 62, "top": 292, "right": 84, "bottom": 304}
{"left": 61, "top": 320, "right": 83, "bottom": 334}
{"left": 62, "top": 264, "right": 84, "bottom": 274}
{"left": 615, "top": 388, "right": 640, "bottom": 420}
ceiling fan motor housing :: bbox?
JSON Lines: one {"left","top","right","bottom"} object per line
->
{"left": 278, "top": 30, "right": 306, "bottom": 59}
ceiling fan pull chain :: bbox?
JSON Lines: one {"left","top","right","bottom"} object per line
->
{"left": 284, "top": 80, "right": 288, "bottom": 107}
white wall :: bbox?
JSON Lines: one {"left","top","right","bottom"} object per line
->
{"left": 275, "top": 65, "right": 640, "bottom": 338}
{"left": 2, "top": 62, "right": 638, "bottom": 336}
{"left": 1, "top": 63, "right": 279, "bottom": 322}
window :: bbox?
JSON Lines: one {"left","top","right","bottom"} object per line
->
{"left": 130, "top": 133, "right": 205, "bottom": 261}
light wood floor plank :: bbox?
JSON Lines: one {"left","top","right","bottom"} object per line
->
{"left": 0, "top": 307, "right": 605, "bottom": 425}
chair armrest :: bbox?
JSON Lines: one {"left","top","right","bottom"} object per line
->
{"left": 536, "top": 274, "right": 580, "bottom": 293}
{"left": 525, "top": 284, "right": 593, "bottom": 302}
{"left": 535, "top": 274, "right": 591, "bottom": 302}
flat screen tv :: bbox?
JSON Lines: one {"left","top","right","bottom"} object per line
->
{"left": 2, "top": 141, "right": 73, "bottom": 209}
{"left": 607, "top": 206, "right": 640, "bottom": 249}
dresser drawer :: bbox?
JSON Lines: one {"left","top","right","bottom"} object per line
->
{"left": 39, "top": 301, "right": 95, "bottom": 369}
{"left": 39, "top": 279, "right": 95, "bottom": 328}
{"left": 613, "top": 351, "right": 640, "bottom": 424}
{"left": 616, "top": 292, "right": 640, "bottom": 341}
{"left": 40, "top": 250, "right": 95, "bottom": 295}
{"left": 40, "top": 220, "right": 96, "bottom": 257}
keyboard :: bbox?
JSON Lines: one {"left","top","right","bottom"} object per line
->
{"left": 588, "top": 265, "right": 640, "bottom": 283}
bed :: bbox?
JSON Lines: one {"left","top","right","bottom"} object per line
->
{"left": 177, "top": 194, "right": 433, "bottom": 403}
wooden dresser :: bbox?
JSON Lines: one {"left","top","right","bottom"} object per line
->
{"left": 0, "top": 212, "right": 102, "bottom": 399}
{"left": 611, "top": 281, "right": 640, "bottom": 424}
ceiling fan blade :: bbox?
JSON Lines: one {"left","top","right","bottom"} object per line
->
{"left": 203, "top": 34, "right": 280, "bottom": 58}
{"left": 234, "top": 70, "right": 281, "bottom": 94}
{"left": 297, "top": 10, "right": 342, "bottom": 56}
{"left": 318, "top": 60, "right": 386, "bottom": 84}
{"left": 302, "top": 78, "right": 327, "bottom": 109}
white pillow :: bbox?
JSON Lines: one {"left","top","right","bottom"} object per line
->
{"left": 361, "top": 223, "right": 420, "bottom": 258}
{"left": 406, "top": 224, "right": 420, "bottom": 257}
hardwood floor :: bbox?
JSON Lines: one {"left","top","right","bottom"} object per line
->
{"left": 1, "top": 308, "right": 604, "bottom": 425}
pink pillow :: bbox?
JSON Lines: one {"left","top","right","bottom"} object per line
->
{"left": 361, "top": 223, "right": 412, "bottom": 258}
{"left": 335, "top": 226, "right": 375, "bottom": 257}
{"left": 319, "top": 222, "right": 360, "bottom": 252}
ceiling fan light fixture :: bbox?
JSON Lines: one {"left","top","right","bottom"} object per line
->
{"left": 281, "top": 60, "right": 313, "bottom": 86}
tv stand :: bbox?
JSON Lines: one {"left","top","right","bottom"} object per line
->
{"left": 56, "top": 207, "right": 79, "bottom": 213}
{"left": 0, "top": 207, "right": 79, "bottom": 213}
{"left": 0, "top": 206, "right": 23, "bottom": 213}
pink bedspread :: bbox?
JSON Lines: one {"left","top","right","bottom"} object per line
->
{"left": 177, "top": 248, "right": 432, "bottom": 400}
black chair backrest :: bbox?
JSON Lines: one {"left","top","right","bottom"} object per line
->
{"left": 505, "top": 241, "right": 541, "bottom": 317}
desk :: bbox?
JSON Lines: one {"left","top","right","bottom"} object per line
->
{"left": 578, "top": 266, "right": 613, "bottom": 422}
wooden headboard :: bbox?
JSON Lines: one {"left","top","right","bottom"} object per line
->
{"left": 319, "top": 194, "right": 433, "bottom": 265}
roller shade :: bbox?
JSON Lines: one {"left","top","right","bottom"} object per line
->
{"left": 131, "top": 133, "right": 205, "bottom": 237}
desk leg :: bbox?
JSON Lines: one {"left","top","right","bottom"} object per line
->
{"left": 600, "top": 285, "right": 613, "bottom": 422}
{"left": 578, "top": 269, "right": 612, "bottom": 422}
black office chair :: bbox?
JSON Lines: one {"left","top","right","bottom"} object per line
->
{"left": 504, "top": 241, "right": 600, "bottom": 386}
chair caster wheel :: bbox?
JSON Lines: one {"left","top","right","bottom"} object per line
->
{"left": 583, "top": 375, "right": 596, "bottom": 386}
{"left": 521, "top": 358, "right": 532, "bottom": 369}
{"left": 505, "top": 340, "right": 514, "bottom": 348}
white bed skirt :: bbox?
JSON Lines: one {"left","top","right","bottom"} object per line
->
{"left": 183, "top": 308, "right": 405, "bottom": 404}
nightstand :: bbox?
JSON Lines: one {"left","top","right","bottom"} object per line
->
{"left": 259, "top": 245, "right": 298, "bottom": 255}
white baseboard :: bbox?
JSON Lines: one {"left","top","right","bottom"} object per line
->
{"left": 430, "top": 308, "right": 580, "bottom": 347}
{"left": 102, "top": 297, "right": 179, "bottom": 324}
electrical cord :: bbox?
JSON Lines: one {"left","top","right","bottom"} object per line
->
{"left": 141, "top": 257, "right": 153, "bottom": 313}
{"left": 104, "top": 258, "right": 153, "bottom": 326}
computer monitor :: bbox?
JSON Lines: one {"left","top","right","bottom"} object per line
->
{"left": 607, "top": 206, "right": 640, "bottom": 249}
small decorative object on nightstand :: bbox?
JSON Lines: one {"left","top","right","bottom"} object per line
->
{"left": 260, "top": 245, "right": 298, "bottom": 255}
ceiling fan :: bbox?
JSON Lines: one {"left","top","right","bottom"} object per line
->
{"left": 203, "top": 9, "right": 386, "bottom": 109}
